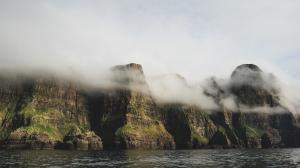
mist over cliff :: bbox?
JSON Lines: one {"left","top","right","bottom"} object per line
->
{"left": 0, "top": 0, "right": 300, "bottom": 114}
{"left": 0, "top": 62, "right": 299, "bottom": 116}
{"left": 2, "top": 62, "right": 300, "bottom": 150}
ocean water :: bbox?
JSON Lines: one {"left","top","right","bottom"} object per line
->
{"left": 0, "top": 149, "right": 300, "bottom": 168}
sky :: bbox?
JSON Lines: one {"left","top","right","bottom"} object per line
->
{"left": 0, "top": 0, "right": 299, "bottom": 84}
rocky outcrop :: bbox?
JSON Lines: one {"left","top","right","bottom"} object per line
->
{"left": 114, "top": 114, "right": 175, "bottom": 149}
{"left": 208, "top": 130, "right": 231, "bottom": 148}
{"left": 261, "top": 133, "right": 271, "bottom": 148}
{"left": 58, "top": 127, "right": 102, "bottom": 150}
{"left": 0, "top": 129, "right": 55, "bottom": 149}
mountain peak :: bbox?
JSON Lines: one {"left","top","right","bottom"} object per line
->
{"left": 235, "top": 64, "right": 261, "bottom": 71}
{"left": 112, "top": 63, "right": 144, "bottom": 75}
{"left": 110, "top": 63, "right": 147, "bottom": 90}
{"left": 230, "top": 64, "right": 280, "bottom": 107}
{"left": 231, "top": 64, "right": 262, "bottom": 78}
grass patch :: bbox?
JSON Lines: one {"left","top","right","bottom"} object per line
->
{"left": 190, "top": 126, "right": 209, "bottom": 146}
{"left": 19, "top": 103, "right": 37, "bottom": 119}
{"left": 58, "top": 122, "right": 90, "bottom": 137}
{"left": 115, "top": 122, "right": 167, "bottom": 137}
{"left": 217, "top": 126, "right": 226, "bottom": 134}
{"left": 0, "top": 128, "right": 11, "bottom": 141}
{"left": 127, "top": 93, "right": 148, "bottom": 117}
{"left": 245, "top": 126, "right": 263, "bottom": 138}
{"left": 15, "top": 123, "right": 62, "bottom": 141}
{"left": 192, "top": 133, "right": 208, "bottom": 145}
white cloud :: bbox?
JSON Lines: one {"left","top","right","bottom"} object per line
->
{"left": 0, "top": 0, "right": 299, "bottom": 79}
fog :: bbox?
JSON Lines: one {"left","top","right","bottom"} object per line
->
{"left": 147, "top": 65, "right": 300, "bottom": 114}
{"left": 0, "top": 1, "right": 300, "bottom": 113}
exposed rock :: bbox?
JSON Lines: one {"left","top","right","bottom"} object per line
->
{"left": 0, "top": 129, "right": 55, "bottom": 149}
{"left": 246, "top": 136, "right": 261, "bottom": 148}
{"left": 159, "top": 104, "right": 216, "bottom": 149}
{"left": 59, "top": 128, "right": 103, "bottom": 150}
{"left": 209, "top": 130, "right": 231, "bottom": 148}
{"left": 111, "top": 63, "right": 148, "bottom": 91}
{"left": 261, "top": 133, "right": 272, "bottom": 148}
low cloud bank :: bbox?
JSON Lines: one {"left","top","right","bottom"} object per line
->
{"left": 147, "top": 65, "right": 300, "bottom": 114}
{"left": 0, "top": 1, "right": 300, "bottom": 114}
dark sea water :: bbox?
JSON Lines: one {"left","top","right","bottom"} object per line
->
{"left": 0, "top": 149, "right": 300, "bottom": 168}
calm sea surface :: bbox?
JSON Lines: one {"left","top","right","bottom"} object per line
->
{"left": 0, "top": 149, "right": 300, "bottom": 168}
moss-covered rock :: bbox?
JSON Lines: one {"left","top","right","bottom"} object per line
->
{"left": 59, "top": 128, "right": 103, "bottom": 150}
{"left": 115, "top": 118, "right": 175, "bottom": 149}
{"left": 1, "top": 127, "right": 56, "bottom": 149}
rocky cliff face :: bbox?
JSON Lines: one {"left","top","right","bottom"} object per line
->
{"left": 0, "top": 74, "right": 102, "bottom": 150}
{"left": 0, "top": 63, "right": 300, "bottom": 150}
{"left": 158, "top": 104, "right": 217, "bottom": 149}
{"left": 86, "top": 63, "right": 174, "bottom": 150}
{"left": 205, "top": 64, "right": 300, "bottom": 148}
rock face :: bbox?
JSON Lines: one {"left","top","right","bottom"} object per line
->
{"left": 0, "top": 74, "right": 95, "bottom": 149}
{"left": 205, "top": 64, "right": 300, "bottom": 148}
{"left": 1, "top": 63, "right": 300, "bottom": 150}
{"left": 232, "top": 65, "right": 299, "bottom": 148}
{"left": 58, "top": 127, "right": 103, "bottom": 150}
{"left": 87, "top": 63, "right": 175, "bottom": 149}
{"left": 1, "top": 129, "right": 55, "bottom": 149}
{"left": 159, "top": 104, "right": 216, "bottom": 149}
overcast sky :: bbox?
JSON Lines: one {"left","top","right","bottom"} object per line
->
{"left": 0, "top": 0, "right": 299, "bottom": 84}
